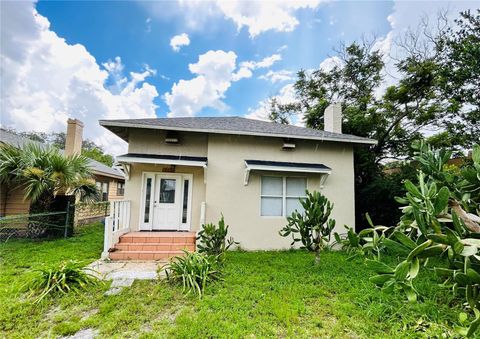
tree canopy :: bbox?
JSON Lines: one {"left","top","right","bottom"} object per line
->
{"left": 269, "top": 10, "right": 479, "bottom": 227}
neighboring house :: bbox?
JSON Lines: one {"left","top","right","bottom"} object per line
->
{"left": 100, "top": 103, "right": 376, "bottom": 257}
{"left": 0, "top": 119, "right": 125, "bottom": 217}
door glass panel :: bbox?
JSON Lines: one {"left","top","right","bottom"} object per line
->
{"left": 182, "top": 180, "right": 189, "bottom": 223}
{"left": 159, "top": 179, "right": 176, "bottom": 203}
{"left": 144, "top": 178, "right": 152, "bottom": 223}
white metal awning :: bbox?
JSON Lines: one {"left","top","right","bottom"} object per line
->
{"left": 116, "top": 153, "right": 207, "bottom": 180}
{"left": 244, "top": 159, "right": 331, "bottom": 186}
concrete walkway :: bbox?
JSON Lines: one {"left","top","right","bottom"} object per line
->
{"left": 87, "top": 260, "right": 167, "bottom": 295}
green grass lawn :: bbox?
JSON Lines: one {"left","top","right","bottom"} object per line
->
{"left": 0, "top": 223, "right": 463, "bottom": 338}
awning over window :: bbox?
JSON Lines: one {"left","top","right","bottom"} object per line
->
{"left": 244, "top": 159, "right": 331, "bottom": 186}
{"left": 117, "top": 153, "right": 207, "bottom": 180}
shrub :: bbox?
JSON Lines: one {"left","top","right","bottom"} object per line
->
{"left": 162, "top": 251, "right": 221, "bottom": 298}
{"left": 196, "top": 215, "right": 237, "bottom": 256}
{"left": 23, "top": 260, "right": 100, "bottom": 303}
{"left": 279, "top": 190, "right": 336, "bottom": 265}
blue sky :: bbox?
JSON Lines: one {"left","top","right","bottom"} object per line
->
{"left": 1, "top": 1, "right": 476, "bottom": 154}
{"left": 36, "top": 1, "right": 393, "bottom": 116}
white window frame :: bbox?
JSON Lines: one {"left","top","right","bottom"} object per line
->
{"left": 260, "top": 176, "right": 307, "bottom": 217}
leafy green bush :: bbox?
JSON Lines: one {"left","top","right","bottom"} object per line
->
{"left": 340, "top": 142, "right": 480, "bottom": 336}
{"left": 162, "top": 251, "right": 221, "bottom": 298}
{"left": 334, "top": 214, "right": 391, "bottom": 260}
{"left": 279, "top": 190, "right": 335, "bottom": 264}
{"left": 23, "top": 260, "right": 100, "bottom": 303}
{"left": 196, "top": 215, "right": 237, "bottom": 256}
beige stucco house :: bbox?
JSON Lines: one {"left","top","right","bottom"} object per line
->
{"left": 100, "top": 104, "right": 376, "bottom": 258}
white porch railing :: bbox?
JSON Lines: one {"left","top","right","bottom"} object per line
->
{"left": 101, "top": 200, "right": 131, "bottom": 259}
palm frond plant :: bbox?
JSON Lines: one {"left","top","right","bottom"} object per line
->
{"left": 0, "top": 143, "right": 99, "bottom": 211}
{"left": 161, "top": 251, "right": 221, "bottom": 298}
{"left": 23, "top": 260, "right": 101, "bottom": 303}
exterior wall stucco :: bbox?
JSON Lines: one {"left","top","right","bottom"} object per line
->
{"left": 128, "top": 128, "right": 208, "bottom": 156}
{"left": 204, "top": 134, "right": 355, "bottom": 250}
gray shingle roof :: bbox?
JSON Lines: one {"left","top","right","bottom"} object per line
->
{"left": 99, "top": 116, "right": 376, "bottom": 144}
{"left": 0, "top": 128, "right": 124, "bottom": 180}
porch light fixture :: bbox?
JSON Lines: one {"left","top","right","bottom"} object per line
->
{"left": 165, "top": 137, "right": 179, "bottom": 144}
{"left": 282, "top": 142, "right": 296, "bottom": 150}
{"left": 165, "top": 132, "right": 179, "bottom": 144}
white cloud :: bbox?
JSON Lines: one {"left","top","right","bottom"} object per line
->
{"left": 234, "top": 53, "right": 282, "bottom": 81}
{"left": 246, "top": 83, "right": 297, "bottom": 122}
{"left": 164, "top": 50, "right": 237, "bottom": 117}
{"left": 170, "top": 33, "right": 190, "bottom": 52}
{"left": 319, "top": 56, "right": 343, "bottom": 72}
{"left": 165, "top": 51, "right": 283, "bottom": 116}
{"left": 0, "top": 1, "right": 159, "bottom": 155}
{"left": 216, "top": 1, "right": 323, "bottom": 38}
{"left": 259, "top": 70, "right": 294, "bottom": 83}
{"left": 142, "top": 1, "right": 323, "bottom": 38}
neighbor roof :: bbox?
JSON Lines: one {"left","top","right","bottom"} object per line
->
{"left": 99, "top": 116, "right": 376, "bottom": 145}
{"left": 0, "top": 128, "right": 124, "bottom": 180}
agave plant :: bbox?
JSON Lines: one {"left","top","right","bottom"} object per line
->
{"left": 23, "top": 260, "right": 101, "bottom": 303}
{"left": 0, "top": 143, "right": 99, "bottom": 210}
{"left": 366, "top": 143, "right": 480, "bottom": 336}
{"left": 162, "top": 251, "right": 221, "bottom": 298}
{"left": 335, "top": 215, "right": 392, "bottom": 260}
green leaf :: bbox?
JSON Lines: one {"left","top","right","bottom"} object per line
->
{"left": 407, "top": 240, "right": 433, "bottom": 262}
{"left": 370, "top": 274, "right": 393, "bottom": 286}
{"left": 365, "top": 259, "right": 395, "bottom": 274}
{"left": 472, "top": 145, "right": 480, "bottom": 164}
{"left": 461, "top": 245, "right": 478, "bottom": 257}
{"left": 382, "top": 238, "right": 411, "bottom": 256}
{"left": 467, "top": 315, "right": 480, "bottom": 337}
{"left": 433, "top": 186, "right": 450, "bottom": 214}
{"left": 417, "top": 244, "right": 444, "bottom": 258}
{"left": 466, "top": 269, "right": 480, "bottom": 284}
{"left": 392, "top": 231, "right": 417, "bottom": 250}
{"left": 405, "top": 180, "right": 422, "bottom": 199}
{"left": 427, "top": 234, "right": 452, "bottom": 245}
{"left": 434, "top": 267, "right": 455, "bottom": 279}
{"left": 455, "top": 272, "right": 470, "bottom": 286}
{"left": 454, "top": 241, "right": 465, "bottom": 255}
{"left": 401, "top": 283, "right": 417, "bottom": 302}
{"left": 409, "top": 257, "right": 420, "bottom": 279}
{"left": 395, "top": 261, "right": 410, "bottom": 281}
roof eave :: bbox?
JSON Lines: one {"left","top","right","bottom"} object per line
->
{"left": 99, "top": 120, "right": 377, "bottom": 145}
{"left": 91, "top": 169, "right": 125, "bottom": 180}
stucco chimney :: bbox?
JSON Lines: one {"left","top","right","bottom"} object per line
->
{"left": 324, "top": 103, "right": 342, "bottom": 134}
{"left": 65, "top": 119, "right": 84, "bottom": 156}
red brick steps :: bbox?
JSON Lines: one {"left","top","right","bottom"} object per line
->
{"left": 109, "top": 231, "right": 196, "bottom": 261}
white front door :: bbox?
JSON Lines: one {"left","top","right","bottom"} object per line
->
{"left": 152, "top": 174, "right": 182, "bottom": 230}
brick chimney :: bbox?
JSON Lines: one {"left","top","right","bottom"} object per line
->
{"left": 65, "top": 119, "right": 84, "bottom": 156}
{"left": 324, "top": 103, "right": 342, "bottom": 134}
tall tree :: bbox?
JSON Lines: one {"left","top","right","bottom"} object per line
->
{"left": 268, "top": 11, "right": 478, "bottom": 227}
